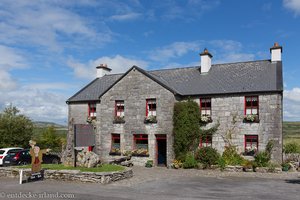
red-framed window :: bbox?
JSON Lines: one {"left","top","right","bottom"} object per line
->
{"left": 200, "top": 98, "right": 211, "bottom": 116}
{"left": 199, "top": 134, "right": 212, "bottom": 148}
{"left": 146, "top": 99, "right": 156, "bottom": 117}
{"left": 115, "top": 100, "right": 124, "bottom": 117}
{"left": 133, "top": 134, "right": 148, "bottom": 150}
{"left": 88, "top": 103, "right": 97, "bottom": 117}
{"left": 111, "top": 134, "right": 120, "bottom": 150}
{"left": 245, "top": 96, "right": 258, "bottom": 115}
{"left": 244, "top": 135, "right": 258, "bottom": 153}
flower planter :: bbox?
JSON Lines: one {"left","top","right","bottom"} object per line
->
{"left": 243, "top": 115, "right": 259, "bottom": 123}
{"left": 144, "top": 115, "right": 157, "bottom": 124}
{"left": 113, "top": 116, "right": 125, "bottom": 124}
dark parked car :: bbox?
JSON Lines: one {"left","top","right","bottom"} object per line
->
{"left": 3, "top": 149, "right": 60, "bottom": 166}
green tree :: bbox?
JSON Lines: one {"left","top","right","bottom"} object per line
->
{"left": 173, "top": 100, "right": 201, "bottom": 160}
{"left": 0, "top": 105, "right": 33, "bottom": 148}
{"left": 38, "top": 126, "right": 62, "bottom": 152}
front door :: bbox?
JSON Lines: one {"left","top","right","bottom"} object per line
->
{"left": 156, "top": 135, "right": 167, "bottom": 166}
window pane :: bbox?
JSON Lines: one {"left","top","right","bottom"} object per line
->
{"left": 246, "top": 109, "right": 252, "bottom": 115}
{"left": 252, "top": 109, "right": 258, "bottom": 115}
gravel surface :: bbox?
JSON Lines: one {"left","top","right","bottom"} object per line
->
{"left": 110, "top": 166, "right": 300, "bottom": 187}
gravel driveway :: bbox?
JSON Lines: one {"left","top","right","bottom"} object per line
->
{"left": 0, "top": 166, "right": 299, "bottom": 200}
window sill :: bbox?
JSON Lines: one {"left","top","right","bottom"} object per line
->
{"left": 243, "top": 119, "right": 260, "bottom": 123}
{"left": 109, "top": 152, "right": 121, "bottom": 156}
{"left": 131, "top": 154, "right": 149, "bottom": 157}
{"left": 144, "top": 121, "right": 157, "bottom": 124}
{"left": 113, "top": 121, "right": 125, "bottom": 124}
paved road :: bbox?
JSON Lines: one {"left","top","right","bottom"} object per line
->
{"left": 0, "top": 167, "right": 299, "bottom": 200}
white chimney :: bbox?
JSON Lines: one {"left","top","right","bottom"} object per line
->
{"left": 96, "top": 64, "right": 112, "bottom": 78}
{"left": 270, "top": 42, "right": 282, "bottom": 62}
{"left": 200, "top": 48, "right": 213, "bottom": 73}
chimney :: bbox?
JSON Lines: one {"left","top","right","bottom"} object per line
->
{"left": 200, "top": 48, "right": 213, "bottom": 73}
{"left": 270, "top": 42, "right": 282, "bottom": 62}
{"left": 96, "top": 64, "right": 112, "bottom": 78}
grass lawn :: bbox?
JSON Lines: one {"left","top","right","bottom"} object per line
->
{"left": 15, "top": 164, "right": 125, "bottom": 172}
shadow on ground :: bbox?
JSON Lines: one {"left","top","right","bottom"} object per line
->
{"left": 285, "top": 179, "right": 300, "bottom": 184}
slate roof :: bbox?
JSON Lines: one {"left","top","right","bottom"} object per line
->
{"left": 67, "top": 60, "right": 283, "bottom": 103}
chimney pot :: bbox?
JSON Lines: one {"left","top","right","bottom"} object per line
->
{"left": 96, "top": 64, "right": 112, "bottom": 78}
{"left": 200, "top": 48, "right": 213, "bottom": 73}
{"left": 270, "top": 42, "right": 282, "bottom": 62}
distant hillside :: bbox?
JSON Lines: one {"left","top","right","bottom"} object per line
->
{"left": 283, "top": 121, "right": 300, "bottom": 144}
{"left": 33, "top": 121, "right": 67, "bottom": 129}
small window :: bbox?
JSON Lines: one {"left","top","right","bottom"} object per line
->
{"left": 146, "top": 99, "right": 156, "bottom": 117}
{"left": 199, "top": 134, "right": 212, "bottom": 148}
{"left": 244, "top": 135, "right": 258, "bottom": 156}
{"left": 133, "top": 134, "right": 149, "bottom": 156}
{"left": 88, "top": 103, "right": 97, "bottom": 117}
{"left": 110, "top": 134, "right": 121, "bottom": 155}
{"left": 115, "top": 100, "right": 125, "bottom": 117}
{"left": 245, "top": 96, "right": 258, "bottom": 115}
{"left": 200, "top": 98, "right": 211, "bottom": 116}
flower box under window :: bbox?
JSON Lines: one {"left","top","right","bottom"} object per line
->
{"left": 86, "top": 116, "right": 96, "bottom": 123}
{"left": 200, "top": 115, "right": 213, "bottom": 124}
{"left": 109, "top": 148, "right": 121, "bottom": 156}
{"left": 243, "top": 114, "right": 259, "bottom": 123}
{"left": 113, "top": 116, "right": 125, "bottom": 124}
{"left": 131, "top": 148, "right": 149, "bottom": 157}
{"left": 144, "top": 115, "right": 157, "bottom": 124}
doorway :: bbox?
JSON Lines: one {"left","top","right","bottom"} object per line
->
{"left": 156, "top": 135, "right": 167, "bottom": 166}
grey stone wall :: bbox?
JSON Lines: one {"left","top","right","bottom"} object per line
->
{"left": 63, "top": 103, "right": 89, "bottom": 166}
{"left": 97, "top": 68, "right": 176, "bottom": 166}
{"left": 194, "top": 93, "right": 283, "bottom": 163}
{"left": 0, "top": 167, "right": 133, "bottom": 184}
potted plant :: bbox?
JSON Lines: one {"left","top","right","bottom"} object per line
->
{"left": 144, "top": 115, "right": 157, "bottom": 124}
{"left": 145, "top": 160, "right": 153, "bottom": 168}
{"left": 282, "top": 162, "right": 290, "bottom": 172}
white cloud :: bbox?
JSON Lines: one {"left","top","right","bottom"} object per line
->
{"left": 283, "top": 87, "right": 300, "bottom": 121}
{"left": 209, "top": 40, "right": 255, "bottom": 63}
{"left": 109, "top": 13, "right": 142, "bottom": 21}
{"left": 148, "top": 42, "right": 201, "bottom": 62}
{"left": 68, "top": 55, "right": 148, "bottom": 79}
{"left": 0, "top": 45, "right": 26, "bottom": 90}
{"left": 0, "top": 86, "right": 68, "bottom": 124}
{"left": 283, "top": 0, "right": 300, "bottom": 16}
{"left": 0, "top": 1, "right": 112, "bottom": 51}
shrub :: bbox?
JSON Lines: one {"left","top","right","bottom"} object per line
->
{"left": 182, "top": 153, "right": 198, "bottom": 169}
{"left": 254, "top": 151, "right": 270, "bottom": 167}
{"left": 173, "top": 100, "right": 201, "bottom": 160}
{"left": 222, "top": 146, "right": 244, "bottom": 165}
{"left": 284, "top": 142, "right": 300, "bottom": 154}
{"left": 195, "top": 147, "right": 220, "bottom": 168}
{"left": 242, "top": 160, "right": 254, "bottom": 170}
{"left": 217, "top": 157, "right": 226, "bottom": 171}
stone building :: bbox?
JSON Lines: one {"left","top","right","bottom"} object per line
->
{"left": 64, "top": 43, "right": 283, "bottom": 166}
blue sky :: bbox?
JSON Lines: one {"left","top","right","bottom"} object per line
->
{"left": 0, "top": 0, "right": 300, "bottom": 124}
